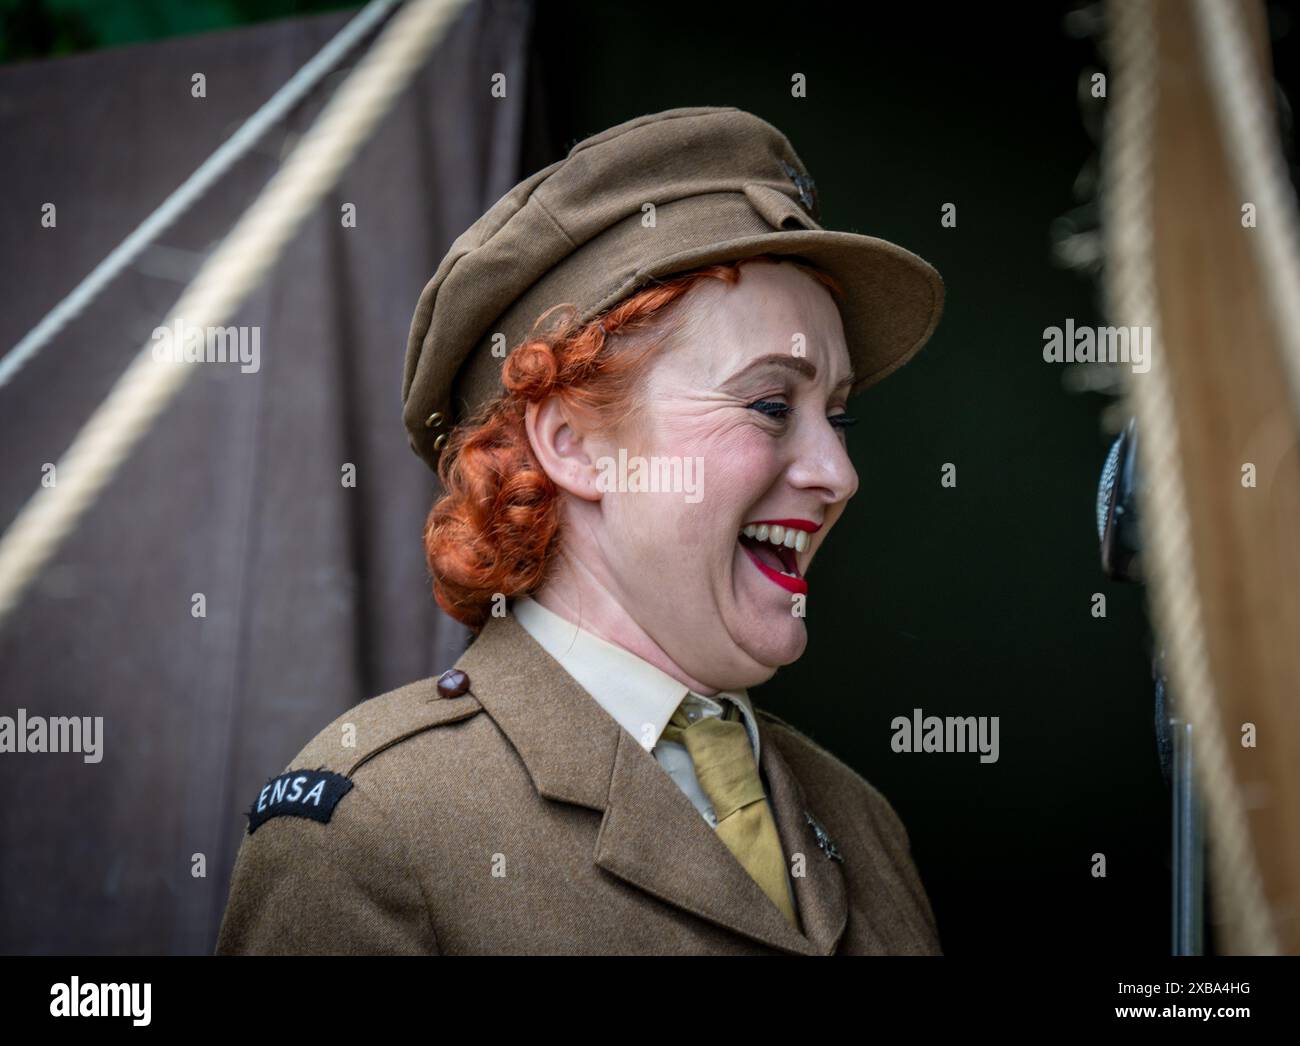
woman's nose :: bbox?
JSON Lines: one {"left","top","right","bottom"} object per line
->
{"left": 787, "top": 418, "right": 859, "bottom": 504}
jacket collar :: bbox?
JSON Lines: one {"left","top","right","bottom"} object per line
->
{"left": 511, "top": 594, "right": 763, "bottom": 761}
{"left": 455, "top": 612, "right": 848, "bottom": 955}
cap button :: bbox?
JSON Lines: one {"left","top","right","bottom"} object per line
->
{"left": 425, "top": 411, "right": 444, "bottom": 429}
{"left": 436, "top": 669, "right": 470, "bottom": 699}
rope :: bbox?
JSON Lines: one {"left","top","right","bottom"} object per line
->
{"left": 0, "top": 0, "right": 398, "bottom": 391}
{"left": 1103, "top": 0, "right": 1280, "bottom": 954}
{"left": 1192, "top": 0, "right": 1300, "bottom": 404}
{"left": 0, "top": 0, "right": 470, "bottom": 625}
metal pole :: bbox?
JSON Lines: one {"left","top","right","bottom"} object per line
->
{"left": 1171, "top": 717, "right": 1205, "bottom": 954}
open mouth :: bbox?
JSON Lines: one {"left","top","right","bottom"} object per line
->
{"left": 737, "top": 521, "right": 813, "bottom": 595}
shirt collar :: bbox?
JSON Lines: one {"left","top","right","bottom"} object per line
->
{"left": 511, "top": 595, "right": 760, "bottom": 760}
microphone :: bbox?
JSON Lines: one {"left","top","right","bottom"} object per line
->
{"left": 1097, "top": 417, "right": 1142, "bottom": 582}
{"left": 1095, "top": 419, "right": 1172, "bottom": 781}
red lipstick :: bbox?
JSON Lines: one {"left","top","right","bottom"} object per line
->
{"left": 743, "top": 518, "right": 822, "bottom": 533}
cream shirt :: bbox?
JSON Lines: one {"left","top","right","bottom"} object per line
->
{"left": 511, "top": 595, "right": 798, "bottom": 913}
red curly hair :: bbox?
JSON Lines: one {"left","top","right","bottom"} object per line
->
{"left": 424, "top": 254, "right": 843, "bottom": 630}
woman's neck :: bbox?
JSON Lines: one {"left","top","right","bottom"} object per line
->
{"left": 528, "top": 555, "right": 719, "bottom": 697}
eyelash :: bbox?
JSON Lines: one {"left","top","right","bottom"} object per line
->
{"left": 748, "top": 400, "right": 857, "bottom": 429}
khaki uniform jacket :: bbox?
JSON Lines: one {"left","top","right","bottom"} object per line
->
{"left": 215, "top": 613, "right": 941, "bottom": 955}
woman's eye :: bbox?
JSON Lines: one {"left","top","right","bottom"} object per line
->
{"left": 749, "top": 400, "right": 858, "bottom": 433}
{"left": 748, "top": 399, "right": 791, "bottom": 419}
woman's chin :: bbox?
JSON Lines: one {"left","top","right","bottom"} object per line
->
{"left": 726, "top": 624, "right": 807, "bottom": 685}
{"left": 728, "top": 581, "right": 809, "bottom": 669}
{"left": 733, "top": 548, "right": 811, "bottom": 656}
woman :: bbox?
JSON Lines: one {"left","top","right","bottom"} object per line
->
{"left": 216, "top": 106, "right": 944, "bottom": 955}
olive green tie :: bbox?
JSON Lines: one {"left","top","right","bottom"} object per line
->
{"left": 661, "top": 699, "right": 800, "bottom": 930}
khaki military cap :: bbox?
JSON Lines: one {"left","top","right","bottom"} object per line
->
{"left": 402, "top": 105, "right": 944, "bottom": 472}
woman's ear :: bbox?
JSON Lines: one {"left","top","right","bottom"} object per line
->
{"left": 525, "top": 397, "right": 605, "bottom": 503}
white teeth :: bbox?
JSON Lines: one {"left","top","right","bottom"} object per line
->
{"left": 738, "top": 523, "right": 810, "bottom": 565}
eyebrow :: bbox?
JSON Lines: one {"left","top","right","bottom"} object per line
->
{"left": 719, "top": 353, "right": 855, "bottom": 391}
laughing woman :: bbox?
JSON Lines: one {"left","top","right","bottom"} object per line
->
{"left": 216, "top": 107, "right": 944, "bottom": 956}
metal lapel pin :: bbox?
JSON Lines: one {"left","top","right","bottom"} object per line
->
{"left": 804, "top": 810, "right": 843, "bottom": 862}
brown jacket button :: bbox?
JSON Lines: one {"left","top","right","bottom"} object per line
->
{"left": 436, "top": 669, "right": 470, "bottom": 698}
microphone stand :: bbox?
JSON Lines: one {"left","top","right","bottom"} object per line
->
{"left": 1171, "top": 713, "right": 1205, "bottom": 954}
{"left": 1100, "top": 421, "right": 1206, "bottom": 955}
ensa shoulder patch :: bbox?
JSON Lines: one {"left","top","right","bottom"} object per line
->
{"left": 247, "top": 768, "right": 353, "bottom": 834}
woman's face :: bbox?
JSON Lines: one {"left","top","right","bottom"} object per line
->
{"left": 575, "top": 260, "right": 860, "bottom": 689}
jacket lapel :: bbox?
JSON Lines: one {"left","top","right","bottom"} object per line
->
{"left": 759, "top": 717, "right": 849, "bottom": 954}
{"left": 455, "top": 613, "right": 844, "bottom": 955}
